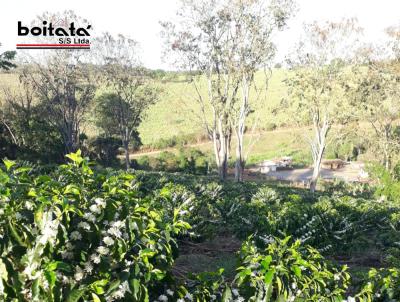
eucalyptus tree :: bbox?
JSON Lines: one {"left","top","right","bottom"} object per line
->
{"left": 285, "top": 19, "right": 362, "bottom": 192}
{"left": 162, "top": 0, "right": 295, "bottom": 181}
{"left": 94, "top": 33, "right": 159, "bottom": 169}
{"left": 352, "top": 28, "right": 400, "bottom": 170}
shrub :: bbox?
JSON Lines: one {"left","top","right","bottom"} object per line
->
{"left": 87, "top": 136, "right": 122, "bottom": 167}
{"left": 234, "top": 236, "right": 350, "bottom": 301}
{"left": 356, "top": 268, "right": 400, "bottom": 301}
{"left": 0, "top": 151, "right": 190, "bottom": 301}
{"left": 136, "top": 148, "right": 209, "bottom": 175}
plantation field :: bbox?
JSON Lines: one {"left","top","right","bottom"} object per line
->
{"left": 1, "top": 152, "right": 399, "bottom": 301}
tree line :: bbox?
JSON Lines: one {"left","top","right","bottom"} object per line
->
{"left": 0, "top": 2, "right": 400, "bottom": 192}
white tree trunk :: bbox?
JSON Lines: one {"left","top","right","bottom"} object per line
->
{"left": 310, "top": 144, "right": 324, "bottom": 193}
{"left": 123, "top": 127, "right": 130, "bottom": 170}
{"left": 309, "top": 113, "right": 330, "bottom": 193}
{"left": 234, "top": 77, "right": 249, "bottom": 182}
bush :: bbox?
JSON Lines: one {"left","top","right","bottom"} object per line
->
{"left": 87, "top": 136, "right": 122, "bottom": 167}
{"left": 234, "top": 236, "right": 350, "bottom": 301}
{"left": 356, "top": 268, "right": 400, "bottom": 301}
{"left": 369, "top": 164, "right": 400, "bottom": 202}
{"left": 136, "top": 148, "right": 210, "bottom": 175}
{"left": 0, "top": 151, "right": 190, "bottom": 301}
{"left": 148, "top": 132, "right": 208, "bottom": 150}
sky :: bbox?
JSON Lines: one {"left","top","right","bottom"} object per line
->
{"left": 1, "top": 0, "right": 399, "bottom": 69}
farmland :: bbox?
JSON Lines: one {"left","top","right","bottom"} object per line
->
{"left": 1, "top": 1, "right": 400, "bottom": 301}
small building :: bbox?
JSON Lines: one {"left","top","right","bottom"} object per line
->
{"left": 259, "top": 156, "right": 293, "bottom": 173}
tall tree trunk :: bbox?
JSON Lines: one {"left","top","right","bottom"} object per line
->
{"left": 123, "top": 126, "right": 130, "bottom": 170}
{"left": 309, "top": 114, "right": 329, "bottom": 193}
{"left": 234, "top": 130, "right": 245, "bottom": 182}
{"left": 235, "top": 77, "right": 249, "bottom": 182}
{"left": 123, "top": 139, "right": 130, "bottom": 170}
{"left": 310, "top": 145, "right": 324, "bottom": 193}
{"left": 212, "top": 121, "right": 229, "bottom": 181}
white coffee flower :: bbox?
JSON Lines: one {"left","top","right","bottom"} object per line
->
{"left": 158, "top": 295, "right": 168, "bottom": 302}
{"left": 97, "top": 246, "right": 109, "bottom": 255}
{"left": 60, "top": 250, "right": 73, "bottom": 259}
{"left": 108, "top": 227, "right": 122, "bottom": 238}
{"left": 89, "top": 204, "right": 101, "bottom": 214}
{"left": 111, "top": 220, "right": 124, "bottom": 229}
{"left": 90, "top": 254, "right": 101, "bottom": 264}
{"left": 78, "top": 221, "right": 90, "bottom": 230}
{"left": 103, "top": 236, "right": 115, "bottom": 246}
{"left": 94, "top": 198, "right": 106, "bottom": 208}
{"left": 84, "top": 212, "right": 96, "bottom": 223}
{"left": 70, "top": 231, "right": 82, "bottom": 240}
{"left": 84, "top": 262, "right": 93, "bottom": 274}
{"left": 166, "top": 289, "right": 174, "bottom": 296}
{"left": 74, "top": 266, "right": 84, "bottom": 281}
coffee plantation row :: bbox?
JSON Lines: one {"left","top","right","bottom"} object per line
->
{"left": 0, "top": 151, "right": 399, "bottom": 301}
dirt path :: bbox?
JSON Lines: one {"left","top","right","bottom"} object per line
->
{"left": 246, "top": 162, "right": 367, "bottom": 183}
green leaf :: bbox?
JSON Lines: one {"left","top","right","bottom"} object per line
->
{"left": 90, "top": 279, "right": 108, "bottom": 295}
{"left": 264, "top": 268, "right": 275, "bottom": 284}
{"left": 261, "top": 255, "right": 273, "bottom": 270}
{"left": 140, "top": 248, "right": 156, "bottom": 258}
{"left": 292, "top": 265, "right": 302, "bottom": 277}
{"left": 0, "top": 259, "right": 8, "bottom": 280}
{"left": 131, "top": 278, "right": 140, "bottom": 299}
{"left": 64, "top": 184, "right": 81, "bottom": 195}
{"left": 222, "top": 286, "right": 232, "bottom": 302}
{"left": 66, "top": 150, "right": 83, "bottom": 165}
{"left": 32, "top": 278, "right": 40, "bottom": 301}
{"left": 8, "top": 221, "right": 26, "bottom": 247}
{"left": 3, "top": 159, "right": 16, "bottom": 171}
{"left": 92, "top": 293, "right": 101, "bottom": 302}
{"left": 44, "top": 270, "right": 57, "bottom": 288}
{"left": 66, "top": 289, "right": 84, "bottom": 302}
{"left": 106, "top": 280, "right": 121, "bottom": 295}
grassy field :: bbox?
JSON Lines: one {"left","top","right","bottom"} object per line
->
{"left": 138, "top": 68, "right": 288, "bottom": 145}
{"left": 0, "top": 68, "right": 288, "bottom": 144}
{"left": 0, "top": 69, "right": 376, "bottom": 168}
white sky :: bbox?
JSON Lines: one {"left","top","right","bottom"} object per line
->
{"left": 1, "top": 0, "right": 399, "bottom": 69}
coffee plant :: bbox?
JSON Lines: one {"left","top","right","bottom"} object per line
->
{"left": 0, "top": 151, "right": 189, "bottom": 301}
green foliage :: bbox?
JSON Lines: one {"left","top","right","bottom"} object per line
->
{"left": 87, "top": 136, "right": 122, "bottom": 167}
{"left": 136, "top": 148, "right": 210, "bottom": 175}
{"left": 147, "top": 132, "right": 208, "bottom": 150}
{"left": 356, "top": 268, "right": 400, "bottom": 301}
{"left": 235, "top": 236, "right": 350, "bottom": 301}
{"left": 0, "top": 151, "right": 189, "bottom": 301}
{"left": 369, "top": 164, "right": 400, "bottom": 202}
